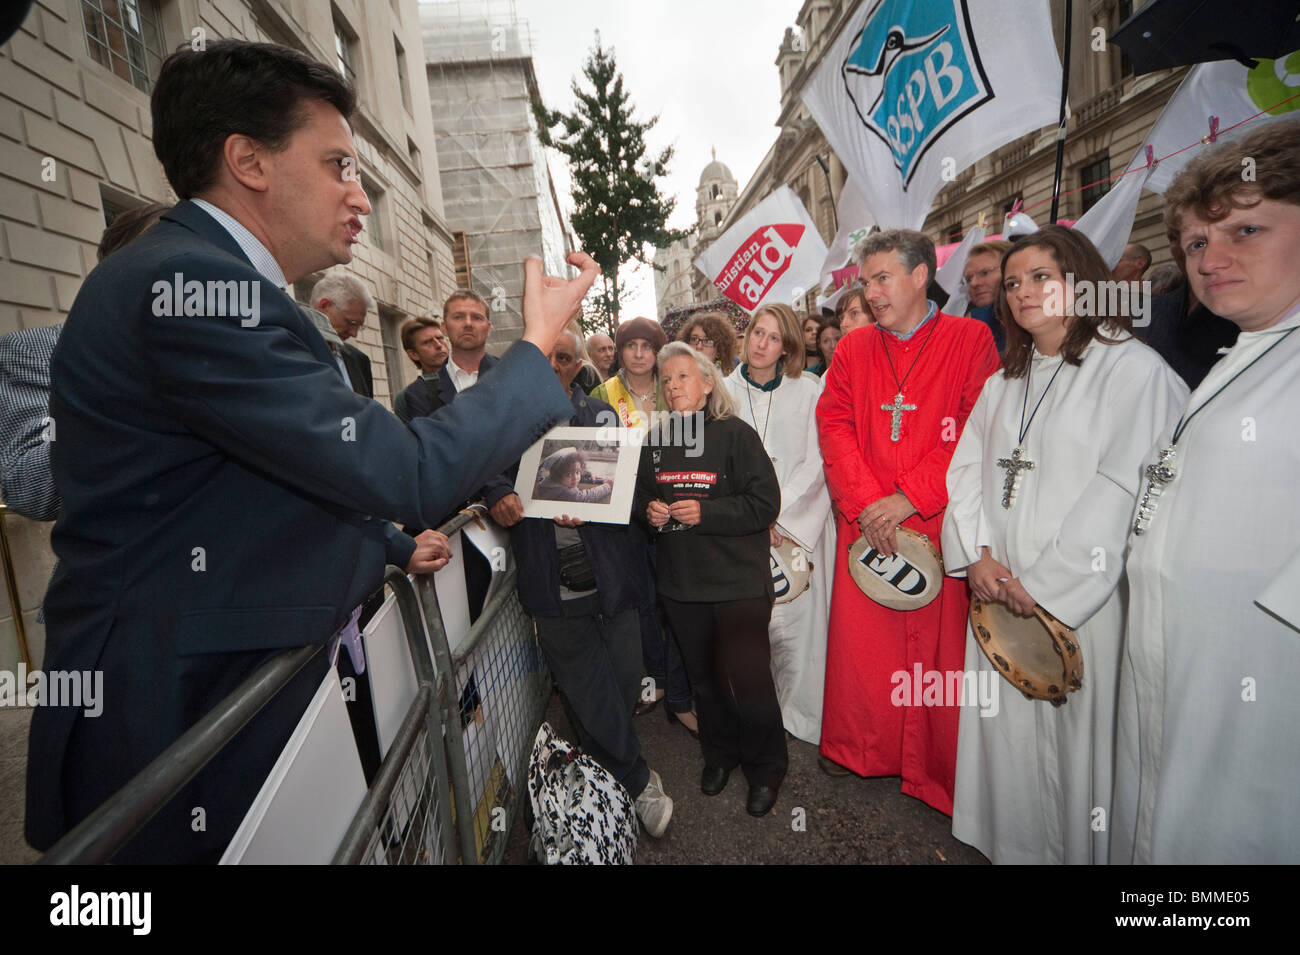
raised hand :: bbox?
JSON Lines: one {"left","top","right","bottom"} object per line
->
{"left": 520, "top": 251, "right": 601, "bottom": 357}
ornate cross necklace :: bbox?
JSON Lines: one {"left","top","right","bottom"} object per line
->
{"left": 1133, "top": 326, "right": 1297, "bottom": 535}
{"left": 997, "top": 354, "right": 1066, "bottom": 509}
{"left": 878, "top": 316, "right": 938, "bottom": 442}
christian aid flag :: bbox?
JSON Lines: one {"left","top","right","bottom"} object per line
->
{"left": 801, "top": 0, "right": 1060, "bottom": 229}
{"left": 693, "top": 186, "right": 829, "bottom": 313}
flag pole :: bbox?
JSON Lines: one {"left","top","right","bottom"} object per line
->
{"left": 1049, "top": 0, "right": 1074, "bottom": 224}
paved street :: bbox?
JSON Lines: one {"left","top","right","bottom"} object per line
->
{"left": 507, "top": 692, "right": 988, "bottom": 865}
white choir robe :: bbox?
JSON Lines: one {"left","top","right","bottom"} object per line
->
{"left": 941, "top": 337, "right": 1186, "bottom": 864}
{"left": 1113, "top": 308, "right": 1300, "bottom": 864}
{"left": 725, "top": 367, "right": 836, "bottom": 744}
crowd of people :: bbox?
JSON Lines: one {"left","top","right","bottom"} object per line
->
{"left": 2, "top": 35, "right": 1297, "bottom": 866}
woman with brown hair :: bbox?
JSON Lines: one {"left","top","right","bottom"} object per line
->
{"left": 724, "top": 303, "right": 835, "bottom": 744}
{"left": 836, "top": 284, "right": 872, "bottom": 335}
{"left": 678, "top": 311, "right": 739, "bottom": 371}
{"left": 940, "top": 225, "right": 1186, "bottom": 864}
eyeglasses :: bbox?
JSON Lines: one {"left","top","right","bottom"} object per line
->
{"left": 962, "top": 266, "right": 998, "bottom": 285}
{"left": 688, "top": 336, "right": 714, "bottom": 348}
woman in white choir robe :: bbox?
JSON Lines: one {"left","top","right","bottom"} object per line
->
{"left": 723, "top": 303, "right": 836, "bottom": 744}
{"left": 1112, "top": 124, "right": 1300, "bottom": 864}
{"left": 940, "top": 227, "right": 1187, "bottom": 865}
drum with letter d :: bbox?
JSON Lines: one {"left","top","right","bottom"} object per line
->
{"left": 847, "top": 528, "right": 943, "bottom": 611}
{"left": 968, "top": 598, "right": 1082, "bottom": 706}
{"left": 769, "top": 538, "right": 811, "bottom": 605}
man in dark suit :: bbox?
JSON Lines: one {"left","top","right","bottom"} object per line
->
{"left": 26, "top": 39, "right": 598, "bottom": 863}
{"left": 310, "top": 269, "right": 374, "bottom": 397}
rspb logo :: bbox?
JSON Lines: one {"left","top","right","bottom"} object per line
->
{"left": 841, "top": 0, "right": 990, "bottom": 185}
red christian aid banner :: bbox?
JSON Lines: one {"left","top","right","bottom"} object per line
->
{"left": 693, "top": 186, "right": 829, "bottom": 314}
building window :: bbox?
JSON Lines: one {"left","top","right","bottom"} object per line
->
{"left": 943, "top": 222, "right": 963, "bottom": 244}
{"left": 334, "top": 14, "right": 358, "bottom": 88}
{"left": 1117, "top": 0, "right": 1135, "bottom": 79}
{"left": 714, "top": 211, "right": 722, "bottom": 227}
{"left": 82, "top": 0, "right": 166, "bottom": 94}
{"left": 379, "top": 307, "right": 405, "bottom": 399}
{"left": 711, "top": 184, "right": 721, "bottom": 199}
{"left": 361, "top": 175, "right": 386, "bottom": 251}
{"left": 407, "top": 136, "right": 422, "bottom": 174}
{"left": 394, "top": 36, "right": 412, "bottom": 114}
{"left": 453, "top": 231, "right": 472, "bottom": 289}
{"left": 1079, "top": 154, "right": 1112, "bottom": 214}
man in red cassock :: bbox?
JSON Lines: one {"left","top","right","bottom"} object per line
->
{"left": 816, "top": 228, "right": 999, "bottom": 815}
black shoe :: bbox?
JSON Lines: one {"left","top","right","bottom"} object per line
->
{"left": 666, "top": 707, "right": 700, "bottom": 740}
{"left": 634, "top": 694, "right": 661, "bottom": 716}
{"left": 700, "top": 765, "right": 730, "bottom": 796}
{"left": 817, "top": 753, "right": 853, "bottom": 777}
{"left": 746, "top": 784, "right": 779, "bottom": 817}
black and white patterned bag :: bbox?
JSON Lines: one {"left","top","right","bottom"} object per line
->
{"left": 527, "top": 722, "right": 637, "bottom": 865}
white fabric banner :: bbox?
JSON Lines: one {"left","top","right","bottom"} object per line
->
{"left": 818, "top": 177, "right": 876, "bottom": 290}
{"left": 693, "top": 185, "right": 830, "bottom": 314}
{"left": 1076, "top": 51, "right": 1300, "bottom": 265}
{"left": 801, "top": 0, "right": 1061, "bottom": 230}
{"left": 934, "top": 222, "right": 988, "bottom": 312}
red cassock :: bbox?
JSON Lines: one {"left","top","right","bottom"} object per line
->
{"left": 816, "top": 312, "right": 999, "bottom": 815}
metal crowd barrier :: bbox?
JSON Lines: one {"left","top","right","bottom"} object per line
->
{"left": 37, "top": 509, "right": 550, "bottom": 865}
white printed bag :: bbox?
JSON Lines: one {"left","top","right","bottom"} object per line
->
{"left": 527, "top": 721, "right": 636, "bottom": 865}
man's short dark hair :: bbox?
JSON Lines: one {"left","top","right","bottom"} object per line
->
{"left": 400, "top": 317, "right": 440, "bottom": 353}
{"left": 443, "top": 288, "right": 489, "bottom": 320}
{"left": 151, "top": 40, "right": 356, "bottom": 199}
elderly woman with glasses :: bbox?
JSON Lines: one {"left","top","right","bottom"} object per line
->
{"left": 677, "top": 312, "right": 739, "bottom": 371}
{"left": 635, "top": 342, "right": 784, "bottom": 816}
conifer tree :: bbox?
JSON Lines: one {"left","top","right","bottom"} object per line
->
{"left": 534, "top": 39, "right": 686, "bottom": 332}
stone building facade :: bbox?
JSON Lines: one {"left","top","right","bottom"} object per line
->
{"left": 0, "top": 0, "right": 457, "bottom": 669}
{"left": 653, "top": 149, "right": 739, "bottom": 316}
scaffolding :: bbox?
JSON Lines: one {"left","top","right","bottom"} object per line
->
{"left": 421, "top": 1, "right": 573, "bottom": 347}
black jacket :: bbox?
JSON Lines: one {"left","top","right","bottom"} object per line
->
{"left": 634, "top": 411, "right": 780, "bottom": 603}
{"left": 510, "top": 388, "right": 644, "bottom": 617}
{"left": 1137, "top": 281, "right": 1238, "bottom": 389}
{"left": 340, "top": 342, "right": 373, "bottom": 397}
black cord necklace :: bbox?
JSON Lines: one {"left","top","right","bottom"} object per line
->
{"left": 996, "top": 351, "right": 1068, "bottom": 509}
{"left": 1134, "top": 325, "right": 1299, "bottom": 535}
{"left": 877, "top": 313, "right": 940, "bottom": 442}
{"left": 744, "top": 369, "right": 777, "bottom": 460}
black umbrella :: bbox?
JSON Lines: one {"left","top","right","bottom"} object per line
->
{"left": 1112, "top": 0, "right": 1300, "bottom": 73}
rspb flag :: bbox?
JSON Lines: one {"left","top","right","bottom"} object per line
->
{"left": 693, "top": 186, "right": 830, "bottom": 314}
{"left": 802, "top": 0, "right": 1061, "bottom": 230}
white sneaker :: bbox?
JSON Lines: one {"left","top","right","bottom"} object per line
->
{"left": 634, "top": 769, "right": 673, "bottom": 838}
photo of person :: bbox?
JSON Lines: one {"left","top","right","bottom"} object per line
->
{"left": 533, "top": 442, "right": 616, "bottom": 505}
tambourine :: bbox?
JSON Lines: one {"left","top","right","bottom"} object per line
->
{"left": 847, "top": 527, "right": 943, "bottom": 611}
{"left": 770, "top": 538, "right": 812, "bottom": 605}
{"left": 968, "top": 598, "right": 1082, "bottom": 706}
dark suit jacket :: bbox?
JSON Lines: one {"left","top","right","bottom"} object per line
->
{"left": 1135, "top": 280, "right": 1238, "bottom": 389}
{"left": 407, "top": 355, "right": 514, "bottom": 509}
{"left": 340, "top": 342, "right": 373, "bottom": 398}
{"left": 29, "top": 200, "right": 572, "bottom": 862}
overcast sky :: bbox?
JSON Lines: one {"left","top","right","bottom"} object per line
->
{"left": 508, "top": 0, "right": 803, "bottom": 320}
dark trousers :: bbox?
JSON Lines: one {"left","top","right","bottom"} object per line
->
{"left": 637, "top": 532, "right": 692, "bottom": 712}
{"left": 659, "top": 595, "right": 787, "bottom": 788}
{"left": 534, "top": 599, "right": 650, "bottom": 799}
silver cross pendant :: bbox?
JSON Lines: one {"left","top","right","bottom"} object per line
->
{"left": 1133, "top": 446, "right": 1178, "bottom": 536}
{"left": 996, "top": 446, "right": 1035, "bottom": 509}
